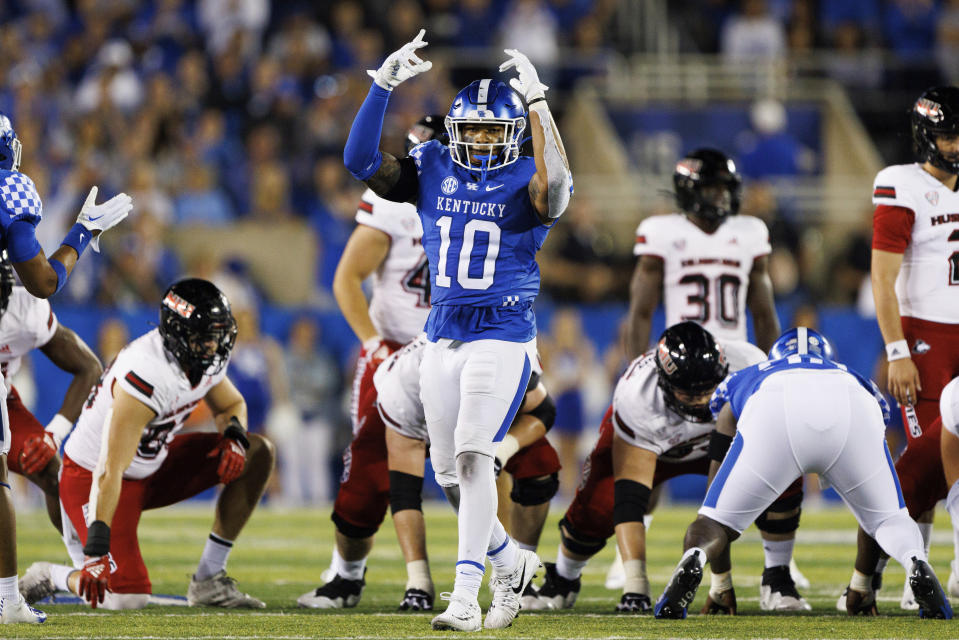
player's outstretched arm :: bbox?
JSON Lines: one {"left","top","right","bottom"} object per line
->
{"left": 745, "top": 255, "right": 780, "bottom": 353}
{"left": 344, "top": 30, "right": 429, "bottom": 200}
{"left": 625, "top": 255, "right": 663, "bottom": 360}
{"left": 12, "top": 186, "right": 132, "bottom": 298}
{"left": 205, "top": 378, "right": 252, "bottom": 484}
{"left": 500, "top": 49, "right": 572, "bottom": 223}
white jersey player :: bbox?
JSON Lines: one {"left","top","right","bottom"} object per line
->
{"left": 22, "top": 279, "right": 273, "bottom": 611}
{"left": 627, "top": 147, "right": 780, "bottom": 356}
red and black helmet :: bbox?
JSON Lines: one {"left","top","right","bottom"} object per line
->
{"left": 159, "top": 278, "right": 237, "bottom": 385}
{"left": 655, "top": 321, "right": 728, "bottom": 422}
{"left": 673, "top": 148, "right": 742, "bottom": 224}
{"left": 911, "top": 86, "right": 959, "bottom": 174}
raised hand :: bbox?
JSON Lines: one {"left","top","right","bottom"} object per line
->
{"left": 368, "top": 29, "right": 432, "bottom": 91}
{"left": 498, "top": 49, "right": 548, "bottom": 103}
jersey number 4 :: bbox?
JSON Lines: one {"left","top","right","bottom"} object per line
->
{"left": 950, "top": 229, "right": 959, "bottom": 285}
{"left": 434, "top": 217, "right": 500, "bottom": 290}
{"left": 679, "top": 273, "right": 742, "bottom": 327}
{"left": 402, "top": 256, "right": 431, "bottom": 307}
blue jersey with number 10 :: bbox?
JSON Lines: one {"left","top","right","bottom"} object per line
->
{"left": 409, "top": 140, "right": 551, "bottom": 343}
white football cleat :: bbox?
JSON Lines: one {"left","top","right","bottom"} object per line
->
{"left": 0, "top": 594, "right": 46, "bottom": 624}
{"left": 789, "top": 558, "right": 810, "bottom": 590}
{"left": 431, "top": 592, "right": 481, "bottom": 631}
{"left": 485, "top": 549, "right": 541, "bottom": 629}
{"left": 19, "top": 562, "right": 56, "bottom": 605}
{"left": 187, "top": 571, "right": 265, "bottom": 608}
{"left": 948, "top": 560, "right": 959, "bottom": 599}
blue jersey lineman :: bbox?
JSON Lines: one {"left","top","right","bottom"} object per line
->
{"left": 653, "top": 327, "right": 952, "bottom": 620}
{"left": 343, "top": 30, "right": 572, "bottom": 632}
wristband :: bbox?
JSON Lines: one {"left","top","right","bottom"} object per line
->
{"left": 61, "top": 222, "right": 92, "bottom": 256}
{"left": 224, "top": 418, "right": 250, "bottom": 450}
{"left": 885, "top": 340, "right": 910, "bottom": 362}
{"left": 83, "top": 520, "right": 111, "bottom": 557}
{"left": 46, "top": 413, "right": 73, "bottom": 447}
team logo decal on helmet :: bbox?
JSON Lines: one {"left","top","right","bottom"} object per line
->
{"left": 163, "top": 291, "right": 196, "bottom": 319}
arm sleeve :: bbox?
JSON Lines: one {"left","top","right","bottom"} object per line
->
{"left": 872, "top": 204, "right": 915, "bottom": 253}
{"left": 6, "top": 219, "right": 42, "bottom": 263}
{"left": 343, "top": 84, "right": 392, "bottom": 181}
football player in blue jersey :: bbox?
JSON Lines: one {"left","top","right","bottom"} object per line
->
{"left": 342, "top": 29, "right": 572, "bottom": 631}
{"left": 653, "top": 327, "right": 952, "bottom": 620}
{"left": 0, "top": 114, "right": 131, "bottom": 623}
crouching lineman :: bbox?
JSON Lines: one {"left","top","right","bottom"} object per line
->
{"left": 535, "top": 322, "right": 809, "bottom": 613}
{"left": 0, "top": 258, "right": 103, "bottom": 533}
{"left": 299, "top": 334, "right": 559, "bottom": 613}
{"left": 19, "top": 279, "right": 274, "bottom": 610}
{"left": 655, "top": 328, "right": 952, "bottom": 620}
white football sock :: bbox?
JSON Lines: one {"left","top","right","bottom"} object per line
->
{"left": 762, "top": 538, "right": 795, "bottom": 568}
{"left": 556, "top": 549, "right": 588, "bottom": 581}
{"left": 195, "top": 533, "right": 233, "bottom": 581}
{"left": 51, "top": 564, "right": 74, "bottom": 592}
{"left": 0, "top": 575, "right": 17, "bottom": 600}
{"left": 453, "top": 452, "right": 497, "bottom": 599}
{"left": 487, "top": 520, "right": 519, "bottom": 575}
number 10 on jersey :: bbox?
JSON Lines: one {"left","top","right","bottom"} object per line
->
{"left": 434, "top": 216, "right": 501, "bottom": 290}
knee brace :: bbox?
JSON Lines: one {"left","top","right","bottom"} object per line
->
{"left": 510, "top": 472, "right": 559, "bottom": 506}
{"left": 559, "top": 516, "right": 607, "bottom": 557}
{"left": 613, "top": 479, "right": 652, "bottom": 526}
{"left": 755, "top": 490, "right": 803, "bottom": 535}
{"left": 331, "top": 511, "right": 378, "bottom": 539}
{"left": 389, "top": 470, "right": 423, "bottom": 515}
{"left": 526, "top": 393, "right": 557, "bottom": 433}
{"left": 526, "top": 371, "right": 541, "bottom": 392}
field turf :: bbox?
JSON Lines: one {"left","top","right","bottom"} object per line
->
{"left": 6, "top": 501, "right": 958, "bottom": 639}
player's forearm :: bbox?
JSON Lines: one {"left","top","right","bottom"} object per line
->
{"left": 871, "top": 280, "right": 906, "bottom": 344}
{"left": 625, "top": 303, "right": 653, "bottom": 360}
{"left": 60, "top": 373, "right": 100, "bottom": 423}
{"left": 94, "top": 469, "right": 124, "bottom": 526}
{"left": 506, "top": 414, "right": 546, "bottom": 449}
{"left": 750, "top": 306, "right": 780, "bottom": 354}
{"left": 343, "top": 84, "right": 391, "bottom": 181}
{"left": 214, "top": 399, "right": 247, "bottom": 433}
{"left": 333, "top": 274, "right": 378, "bottom": 343}
{"left": 529, "top": 107, "right": 572, "bottom": 219}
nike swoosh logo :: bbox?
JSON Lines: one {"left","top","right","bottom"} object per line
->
{"left": 88, "top": 215, "right": 104, "bottom": 221}
{"left": 485, "top": 184, "right": 504, "bottom": 191}
{"left": 511, "top": 565, "right": 527, "bottom": 595}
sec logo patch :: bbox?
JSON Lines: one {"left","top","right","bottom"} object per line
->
{"left": 441, "top": 176, "right": 459, "bottom": 195}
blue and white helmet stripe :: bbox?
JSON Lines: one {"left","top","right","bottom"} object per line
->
{"left": 768, "top": 326, "right": 835, "bottom": 361}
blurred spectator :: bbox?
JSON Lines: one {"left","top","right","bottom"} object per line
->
{"left": 274, "top": 315, "right": 344, "bottom": 504}
{"left": 173, "top": 162, "right": 235, "bottom": 225}
{"left": 883, "top": 0, "right": 939, "bottom": 61}
{"left": 198, "top": 0, "right": 269, "bottom": 59}
{"left": 75, "top": 39, "right": 144, "bottom": 113}
{"left": 541, "top": 308, "right": 595, "bottom": 501}
{"left": 824, "top": 21, "right": 884, "bottom": 90}
{"left": 97, "top": 211, "right": 182, "bottom": 308}
{"left": 499, "top": 0, "right": 560, "bottom": 71}
{"left": 228, "top": 306, "right": 288, "bottom": 435}
{"left": 737, "top": 98, "right": 817, "bottom": 179}
{"left": 97, "top": 317, "right": 131, "bottom": 364}
{"left": 720, "top": 0, "right": 787, "bottom": 62}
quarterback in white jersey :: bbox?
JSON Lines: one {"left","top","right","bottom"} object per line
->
{"left": 22, "top": 280, "right": 273, "bottom": 611}
{"left": 627, "top": 148, "right": 780, "bottom": 357}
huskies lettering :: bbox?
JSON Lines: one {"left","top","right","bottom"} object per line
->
{"left": 930, "top": 213, "right": 959, "bottom": 226}
{"left": 435, "top": 196, "right": 506, "bottom": 218}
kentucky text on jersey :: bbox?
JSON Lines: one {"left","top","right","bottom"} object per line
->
{"left": 435, "top": 197, "right": 507, "bottom": 218}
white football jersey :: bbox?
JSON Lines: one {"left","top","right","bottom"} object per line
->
{"left": 634, "top": 214, "right": 771, "bottom": 343}
{"left": 941, "top": 376, "right": 959, "bottom": 438}
{"left": 357, "top": 189, "right": 430, "bottom": 344}
{"left": 611, "top": 339, "right": 766, "bottom": 460}
{"left": 374, "top": 333, "right": 543, "bottom": 443}
{"left": 872, "top": 164, "right": 959, "bottom": 323}
{"left": 64, "top": 329, "right": 229, "bottom": 480}
{"left": 0, "top": 287, "right": 57, "bottom": 382}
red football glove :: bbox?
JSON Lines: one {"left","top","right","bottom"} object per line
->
{"left": 208, "top": 437, "right": 247, "bottom": 484}
{"left": 78, "top": 555, "right": 111, "bottom": 608}
{"left": 20, "top": 432, "right": 57, "bottom": 475}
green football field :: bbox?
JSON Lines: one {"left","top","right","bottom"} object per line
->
{"left": 6, "top": 501, "right": 959, "bottom": 639}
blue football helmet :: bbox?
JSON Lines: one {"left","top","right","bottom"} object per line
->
{"left": 445, "top": 79, "right": 526, "bottom": 175}
{"left": 0, "top": 114, "right": 21, "bottom": 172}
{"left": 768, "top": 327, "right": 835, "bottom": 361}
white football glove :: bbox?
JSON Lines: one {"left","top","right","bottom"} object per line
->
{"left": 499, "top": 49, "right": 548, "bottom": 103}
{"left": 367, "top": 28, "right": 432, "bottom": 91}
{"left": 76, "top": 186, "right": 133, "bottom": 252}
